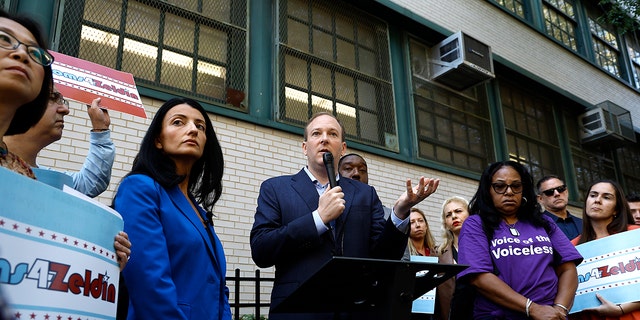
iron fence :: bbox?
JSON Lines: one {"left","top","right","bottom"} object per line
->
{"left": 227, "top": 269, "right": 274, "bottom": 320}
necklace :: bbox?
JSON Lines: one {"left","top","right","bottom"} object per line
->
{"left": 505, "top": 221, "right": 520, "bottom": 237}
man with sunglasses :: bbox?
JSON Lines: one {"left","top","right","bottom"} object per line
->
{"left": 4, "top": 88, "right": 115, "bottom": 198}
{"left": 536, "top": 175, "right": 582, "bottom": 240}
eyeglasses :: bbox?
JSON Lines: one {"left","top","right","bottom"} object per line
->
{"left": 0, "top": 30, "right": 54, "bottom": 66}
{"left": 491, "top": 182, "right": 523, "bottom": 194}
{"left": 541, "top": 185, "right": 567, "bottom": 197}
{"left": 50, "top": 92, "right": 69, "bottom": 107}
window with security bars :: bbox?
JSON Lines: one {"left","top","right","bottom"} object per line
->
{"left": 409, "top": 39, "right": 494, "bottom": 174}
{"left": 493, "top": 0, "right": 525, "bottom": 19}
{"left": 56, "top": 0, "right": 247, "bottom": 110}
{"left": 277, "top": 0, "right": 397, "bottom": 150}
{"left": 543, "top": 0, "right": 577, "bottom": 51}
{"left": 617, "top": 144, "right": 640, "bottom": 195}
{"left": 500, "top": 81, "right": 563, "bottom": 182}
{"left": 571, "top": 149, "right": 615, "bottom": 201}
{"left": 564, "top": 112, "right": 615, "bottom": 200}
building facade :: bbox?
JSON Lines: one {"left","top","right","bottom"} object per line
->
{"left": 8, "top": 0, "right": 640, "bottom": 316}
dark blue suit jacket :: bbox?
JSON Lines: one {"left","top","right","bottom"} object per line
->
{"left": 250, "top": 169, "right": 408, "bottom": 319}
{"left": 543, "top": 210, "right": 583, "bottom": 240}
{"left": 115, "top": 174, "right": 231, "bottom": 320}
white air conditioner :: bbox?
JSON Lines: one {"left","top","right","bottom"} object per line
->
{"left": 429, "top": 31, "right": 495, "bottom": 91}
{"left": 578, "top": 101, "right": 636, "bottom": 146}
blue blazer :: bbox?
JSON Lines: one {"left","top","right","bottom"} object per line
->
{"left": 250, "top": 169, "right": 408, "bottom": 318}
{"left": 115, "top": 174, "right": 231, "bottom": 320}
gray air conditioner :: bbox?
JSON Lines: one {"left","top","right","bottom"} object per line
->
{"left": 429, "top": 31, "right": 495, "bottom": 91}
{"left": 578, "top": 101, "right": 636, "bottom": 146}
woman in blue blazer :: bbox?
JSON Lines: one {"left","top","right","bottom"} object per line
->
{"left": 114, "top": 98, "right": 231, "bottom": 319}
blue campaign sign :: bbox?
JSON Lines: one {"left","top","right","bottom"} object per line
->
{"left": 571, "top": 228, "right": 640, "bottom": 313}
{"left": 410, "top": 255, "right": 438, "bottom": 314}
{"left": 0, "top": 168, "right": 123, "bottom": 320}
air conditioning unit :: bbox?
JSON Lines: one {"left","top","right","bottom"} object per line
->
{"left": 578, "top": 101, "right": 636, "bottom": 146}
{"left": 429, "top": 31, "right": 495, "bottom": 91}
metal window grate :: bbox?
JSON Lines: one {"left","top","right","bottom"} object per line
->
{"left": 277, "top": 0, "right": 397, "bottom": 151}
{"left": 617, "top": 145, "right": 640, "bottom": 195}
{"left": 571, "top": 149, "right": 615, "bottom": 201}
{"left": 410, "top": 38, "right": 494, "bottom": 173}
{"left": 500, "top": 81, "right": 563, "bottom": 181}
{"left": 56, "top": 0, "right": 248, "bottom": 110}
{"left": 564, "top": 110, "right": 616, "bottom": 201}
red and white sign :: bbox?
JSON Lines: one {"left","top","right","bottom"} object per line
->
{"left": 50, "top": 51, "right": 146, "bottom": 118}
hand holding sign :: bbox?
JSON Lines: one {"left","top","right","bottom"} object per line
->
{"left": 572, "top": 228, "right": 640, "bottom": 314}
{"left": 87, "top": 97, "right": 110, "bottom": 131}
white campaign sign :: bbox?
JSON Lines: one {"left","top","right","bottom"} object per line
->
{"left": 571, "top": 228, "right": 640, "bottom": 313}
{"left": 0, "top": 168, "right": 123, "bottom": 320}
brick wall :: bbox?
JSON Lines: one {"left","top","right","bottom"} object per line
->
{"left": 34, "top": 0, "right": 614, "bottom": 312}
{"left": 43, "top": 97, "right": 483, "bottom": 261}
{"left": 36, "top": 96, "right": 480, "bottom": 312}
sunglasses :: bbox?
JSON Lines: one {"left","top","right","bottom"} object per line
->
{"left": 541, "top": 185, "right": 567, "bottom": 196}
{"left": 491, "top": 182, "right": 523, "bottom": 194}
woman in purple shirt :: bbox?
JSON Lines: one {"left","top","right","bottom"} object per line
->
{"left": 458, "top": 161, "right": 582, "bottom": 319}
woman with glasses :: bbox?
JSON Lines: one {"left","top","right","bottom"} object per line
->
{"left": 4, "top": 88, "right": 116, "bottom": 198}
{"left": 0, "top": 9, "right": 130, "bottom": 271}
{"left": 0, "top": 10, "right": 130, "bottom": 320}
{"left": 0, "top": 9, "right": 53, "bottom": 177}
{"left": 457, "top": 161, "right": 582, "bottom": 319}
{"left": 569, "top": 180, "right": 640, "bottom": 320}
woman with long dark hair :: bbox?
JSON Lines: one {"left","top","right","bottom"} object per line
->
{"left": 114, "top": 97, "right": 230, "bottom": 319}
{"left": 0, "top": 9, "right": 52, "bottom": 177}
{"left": 457, "top": 161, "right": 582, "bottom": 319}
{"left": 0, "top": 10, "right": 130, "bottom": 319}
{"left": 569, "top": 180, "right": 640, "bottom": 319}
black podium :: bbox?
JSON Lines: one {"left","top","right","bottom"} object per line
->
{"left": 272, "top": 256, "right": 467, "bottom": 320}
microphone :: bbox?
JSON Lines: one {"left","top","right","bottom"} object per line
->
{"left": 323, "top": 152, "right": 337, "bottom": 188}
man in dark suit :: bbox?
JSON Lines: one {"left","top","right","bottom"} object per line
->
{"left": 250, "top": 112, "right": 439, "bottom": 319}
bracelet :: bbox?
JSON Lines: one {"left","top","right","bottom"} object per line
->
{"left": 91, "top": 128, "right": 109, "bottom": 132}
{"left": 618, "top": 304, "right": 625, "bottom": 315}
{"left": 554, "top": 303, "right": 569, "bottom": 314}
{"left": 525, "top": 298, "right": 532, "bottom": 317}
